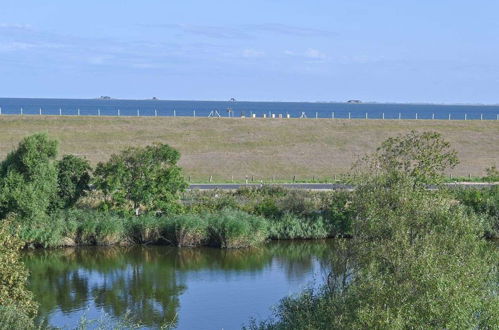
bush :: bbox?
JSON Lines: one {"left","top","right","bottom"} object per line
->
{"left": 0, "top": 305, "right": 35, "bottom": 330}
{"left": 76, "top": 212, "right": 126, "bottom": 246}
{"left": 0, "top": 222, "right": 38, "bottom": 324}
{"left": 94, "top": 143, "right": 187, "bottom": 215}
{"left": 126, "top": 214, "right": 167, "bottom": 244}
{"left": 452, "top": 186, "right": 499, "bottom": 238}
{"left": 268, "top": 213, "right": 328, "bottom": 240}
{"left": 206, "top": 209, "right": 268, "bottom": 248}
{"left": 0, "top": 133, "right": 59, "bottom": 221}
{"left": 55, "top": 154, "right": 91, "bottom": 208}
{"left": 164, "top": 214, "right": 208, "bottom": 247}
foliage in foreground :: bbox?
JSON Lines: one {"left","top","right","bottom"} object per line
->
{"left": 0, "top": 222, "right": 37, "bottom": 328}
{"left": 249, "top": 131, "right": 498, "bottom": 329}
{"left": 249, "top": 175, "right": 499, "bottom": 329}
{"left": 452, "top": 186, "right": 499, "bottom": 238}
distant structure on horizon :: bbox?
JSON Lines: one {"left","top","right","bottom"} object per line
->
{"left": 99, "top": 96, "right": 112, "bottom": 100}
{"left": 229, "top": 98, "right": 236, "bottom": 102}
{"left": 347, "top": 100, "right": 362, "bottom": 104}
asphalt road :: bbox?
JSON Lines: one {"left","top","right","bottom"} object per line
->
{"left": 188, "top": 182, "right": 498, "bottom": 191}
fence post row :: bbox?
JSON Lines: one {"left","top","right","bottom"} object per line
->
{"left": 0, "top": 107, "right": 497, "bottom": 120}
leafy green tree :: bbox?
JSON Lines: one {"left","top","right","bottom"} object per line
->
{"left": 94, "top": 143, "right": 187, "bottom": 214}
{"left": 0, "top": 133, "right": 58, "bottom": 220}
{"left": 55, "top": 154, "right": 91, "bottom": 208}
{"left": 354, "top": 130, "right": 459, "bottom": 184}
{"left": 0, "top": 221, "right": 38, "bottom": 327}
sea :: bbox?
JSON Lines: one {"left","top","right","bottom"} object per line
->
{"left": 0, "top": 98, "right": 499, "bottom": 120}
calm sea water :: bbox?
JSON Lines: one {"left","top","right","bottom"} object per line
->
{"left": 1, "top": 98, "right": 499, "bottom": 120}
{"left": 23, "top": 241, "right": 335, "bottom": 329}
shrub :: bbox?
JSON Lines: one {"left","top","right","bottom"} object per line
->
{"left": 164, "top": 214, "right": 208, "bottom": 247}
{"left": 76, "top": 212, "right": 126, "bottom": 246}
{"left": 0, "top": 133, "right": 58, "bottom": 221}
{"left": 452, "top": 186, "right": 499, "bottom": 238}
{"left": 55, "top": 154, "right": 91, "bottom": 208}
{"left": 268, "top": 213, "right": 328, "bottom": 240}
{"left": 126, "top": 214, "right": 167, "bottom": 244}
{"left": 354, "top": 130, "right": 459, "bottom": 184}
{"left": 206, "top": 209, "right": 268, "bottom": 248}
{"left": 94, "top": 143, "right": 187, "bottom": 215}
{"left": 0, "top": 222, "right": 38, "bottom": 325}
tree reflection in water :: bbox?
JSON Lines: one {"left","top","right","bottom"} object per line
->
{"left": 23, "top": 240, "right": 343, "bottom": 328}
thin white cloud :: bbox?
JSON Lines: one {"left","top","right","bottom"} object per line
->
{"left": 249, "top": 23, "right": 335, "bottom": 37}
{"left": 242, "top": 49, "right": 265, "bottom": 58}
{"left": 0, "top": 42, "right": 36, "bottom": 52}
{"left": 0, "top": 23, "right": 32, "bottom": 30}
{"left": 305, "top": 48, "right": 327, "bottom": 60}
{"left": 284, "top": 49, "right": 328, "bottom": 60}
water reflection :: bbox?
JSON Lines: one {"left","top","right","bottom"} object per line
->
{"left": 23, "top": 240, "right": 338, "bottom": 329}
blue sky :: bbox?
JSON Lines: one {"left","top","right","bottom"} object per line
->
{"left": 1, "top": 0, "right": 499, "bottom": 103}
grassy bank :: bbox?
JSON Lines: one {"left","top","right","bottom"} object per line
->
{"left": 13, "top": 185, "right": 499, "bottom": 249}
{"left": 0, "top": 116, "right": 498, "bottom": 181}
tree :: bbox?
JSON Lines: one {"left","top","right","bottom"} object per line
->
{"left": 94, "top": 143, "right": 187, "bottom": 214}
{"left": 0, "top": 133, "right": 59, "bottom": 220}
{"left": 354, "top": 131, "right": 459, "bottom": 184}
{"left": 55, "top": 155, "right": 91, "bottom": 208}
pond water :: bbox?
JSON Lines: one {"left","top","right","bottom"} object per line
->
{"left": 23, "top": 240, "right": 336, "bottom": 329}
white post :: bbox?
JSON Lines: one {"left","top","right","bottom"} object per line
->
{"left": 0, "top": 107, "right": 2, "bottom": 115}
{"left": 39, "top": 108, "right": 42, "bottom": 115}
{"left": 465, "top": 113, "right": 467, "bottom": 120}
{"left": 154, "top": 109, "right": 157, "bottom": 117}
{"left": 382, "top": 112, "right": 384, "bottom": 120}
{"left": 118, "top": 109, "right": 120, "bottom": 116}
{"left": 480, "top": 113, "right": 483, "bottom": 120}
{"left": 432, "top": 113, "right": 435, "bottom": 120}
{"left": 59, "top": 108, "right": 62, "bottom": 116}
{"left": 137, "top": 109, "right": 140, "bottom": 117}
{"left": 365, "top": 112, "right": 368, "bottom": 119}
{"left": 98, "top": 108, "right": 100, "bottom": 116}
{"left": 21, "top": 107, "right": 23, "bottom": 116}
{"left": 399, "top": 112, "right": 401, "bottom": 120}
{"left": 415, "top": 113, "right": 418, "bottom": 120}
{"left": 449, "top": 113, "right": 451, "bottom": 120}
{"left": 315, "top": 112, "right": 318, "bottom": 119}
{"left": 332, "top": 112, "right": 335, "bottom": 119}
{"left": 193, "top": 110, "right": 196, "bottom": 117}
{"left": 348, "top": 112, "right": 351, "bottom": 119}
{"left": 77, "top": 108, "right": 80, "bottom": 116}
{"left": 174, "top": 109, "right": 176, "bottom": 117}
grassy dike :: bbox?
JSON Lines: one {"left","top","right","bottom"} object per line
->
{"left": 0, "top": 116, "right": 498, "bottom": 181}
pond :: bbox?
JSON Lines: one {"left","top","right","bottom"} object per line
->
{"left": 23, "top": 240, "right": 337, "bottom": 329}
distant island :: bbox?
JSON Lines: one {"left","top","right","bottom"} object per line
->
{"left": 347, "top": 99, "right": 362, "bottom": 104}
{"left": 98, "top": 96, "right": 112, "bottom": 100}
